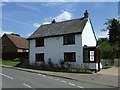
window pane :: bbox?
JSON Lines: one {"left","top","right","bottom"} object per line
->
{"left": 36, "top": 53, "right": 44, "bottom": 61}
{"left": 64, "top": 52, "right": 76, "bottom": 62}
{"left": 90, "top": 51, "right": 94, "bottom": 61}
{"left": 64, "top": 34, "right": 75, "bottom": 45}
{"left": 83, "top": 50, "right": 89, "bottom": 62}
{"left": 36, "top": 38, "right": 44, "bottom": 47}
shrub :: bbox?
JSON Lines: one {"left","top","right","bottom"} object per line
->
{"left": 68, "top": 68, "right": 92, "bottom": 73}
{"left": 59, "top": 59, "right": 65, "bottom": 68}
{"left": 14, "top": 58, "right": 20, "bottom": 62}
{"left": 65, "top": 61, "right": 71, "bottom": 69}
{"left": 48, "top": 58, "right": 54, "bottom": 66}
{"left": 104, "top": 63, "right": 108, "bottom": 66}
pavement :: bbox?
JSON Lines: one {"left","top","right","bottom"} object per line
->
{"left": 97, "top": 66, "right": 119, "bottom": 76}
{"left": 0, "top": 64, "right": 119, "bottom": 88}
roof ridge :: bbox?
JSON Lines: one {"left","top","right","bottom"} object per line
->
{"left": 5, "top": 34, "right": 27, "bottom": 39}
{"left": 41, "top": 17, "right": 85, "bottom": 26}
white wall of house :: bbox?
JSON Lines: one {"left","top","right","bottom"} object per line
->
{"left": 82, "top": 19, "right": 96, "bottom": 47}
{"left": 29, "top": 34, "right": 83, "bottom": 65}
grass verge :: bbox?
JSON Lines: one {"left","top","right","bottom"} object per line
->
{"left": 0, "top": 60, "right": 21, "bottom": 67}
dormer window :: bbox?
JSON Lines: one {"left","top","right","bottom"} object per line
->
{"left": 63, "top": 34, "right": 75, "bottom": 45}
{"left": 36, "top": 38, "right": 44, "bottom": 47}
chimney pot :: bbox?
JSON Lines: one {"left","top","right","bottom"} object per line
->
{"left": 52, "top": 19, "right": 56, "bottom": 24}
{"left": 84, "top": 10, "right": 89, "bottom": 18}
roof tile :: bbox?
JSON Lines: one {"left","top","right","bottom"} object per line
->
{"left": 28, "top": 18, "right": 88, "bottom": 39}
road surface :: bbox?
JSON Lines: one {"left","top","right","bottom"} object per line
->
{"left": 1, "top": 67, "right": 115, "bottom": 89}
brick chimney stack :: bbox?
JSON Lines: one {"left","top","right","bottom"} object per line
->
{"left": 84, "top": 10, "right": 89, "bottom": 18}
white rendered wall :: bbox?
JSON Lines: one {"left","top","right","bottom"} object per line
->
{"left": 82, "top": 19, "right": 96, "bottom": 47}
{"left": 29, "top": 34, "right": 83, "bottom": 65}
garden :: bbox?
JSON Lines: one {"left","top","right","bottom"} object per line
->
{"left": 0, "top": 58, "right": 93, "bottom": 73}
{"left": 27, "top": 59, "right": 93, "bottom": 74}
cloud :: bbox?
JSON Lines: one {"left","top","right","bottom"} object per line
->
{"left": 0, "top": 29, "right": 13, "bottom": 37}
{"left": 33, "top": 23, "right": 41, "bottom": 28}
{"left": 41, "top": 11, "right": 72, "bottom": 25}
{"left": 118, "top": 15, "right": 120, "bottom": 18}
{"left": 44, "top": 17, "right": 53, "bottom": 21}
{"left": 27, "top": 32, "right": 33, "bottom": 36}
{"left": 96, "top": 30, "right": 109, "bottom": 39}
{"left": 3, "top": 18, "right": 31, "bottom": 26}
{"left": 16, "top": 3, "right": 40, "bottom": 12}
{"left": 1, "top": 0, "right": 10, "bottom": 2}
{"left": 55, "top": 11, "right": 72, "bottom": 22}
{"left": 41, "top": 2, "right": 64, "bottom": 7}
{"left": 42, "top": 22, "right": 50, "bottom": 25}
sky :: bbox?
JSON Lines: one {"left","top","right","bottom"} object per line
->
{"left": 0, "top": 1, "right": 119, "bottom": 39}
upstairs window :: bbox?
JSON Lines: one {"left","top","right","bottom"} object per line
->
{"left": 64, "top": 52, "right": 76, "bottom": 62}
{"left": 36, "top": 53, "right": 44, "bottom": 62}
{"left": 63, "top": 34, "right": 75, "bottom": 45}
{"left": 36, "top": 38, "right": 44, "bottom": 47}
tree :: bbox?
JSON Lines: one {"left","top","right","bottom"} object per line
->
{"left": 99, "top": 18, "right": 120, "bottom": 59}
{"left": 11, "top": 33, "right": 20, "bottom": 37}
{"left": 97, "top": 38, "right": 111, "bottom": 59}
{"left": 97, "top": 38, "right": 108, "bottom": 45}
{"left": 103, "top": 18, "right": 120, "bottom": 45}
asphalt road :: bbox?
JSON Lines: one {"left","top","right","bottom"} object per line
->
{"left": 1, "top": 67, "right": 115, "bottom": 89}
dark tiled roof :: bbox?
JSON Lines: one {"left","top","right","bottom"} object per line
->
{"left": 5, "top": 34, "right": 28, "bottom": 49}
{"left": 28, "top": 18, "right": 88, "bottom": 39}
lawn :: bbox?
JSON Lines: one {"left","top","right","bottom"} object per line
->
{"left": 0, "top": 60, "right": 21, "bottom": 67}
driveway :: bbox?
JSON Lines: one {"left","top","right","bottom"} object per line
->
{"left": 96, "top": 66, "right": 119, "bottom": 76}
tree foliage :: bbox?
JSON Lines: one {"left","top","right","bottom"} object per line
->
{"left": 11, "top": 33, "right": 20, "bottom": 37}
{"left": 104, "top": 18, "right": 120, "bottom": 45}
{"left": 98, "top": 38, "right": 111, "bottom": 59}
{"left": 98, "top": 18, "right": 120, "bottom": 59}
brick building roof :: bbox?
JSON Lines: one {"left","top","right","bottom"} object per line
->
{"left": 4, "top": 34, "right": 28, "bottom": 49}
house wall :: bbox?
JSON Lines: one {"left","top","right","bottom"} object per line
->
{"left": 82, "top": 19, "right": 96, "bottom": 47}
{"left": 29, "top": 34, "right": 83, "bottom": 65}
{"left": 2, "top": 35, "right": 17, "bottom": 53}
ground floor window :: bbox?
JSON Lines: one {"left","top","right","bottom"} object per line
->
{"left": 83, "top": 46, "right": 100, "bottom": 63}
{"left": 90, "top": 51, "right": 94, "bottom": 61}
{"left": 83, "top": 50, "right": 89, "bottom": 62}
{"left": 64, "top": 52, "right": 76, "bottom": 62}
{"left": 83, "top": 50, "right": 95, "bottom": 62}
{"left": 36, "top": 53, "right": 44, "bottom": 62}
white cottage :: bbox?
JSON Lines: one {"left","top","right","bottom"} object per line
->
{"left": 28, "top": 10, "right": 102, "bottom": 72}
